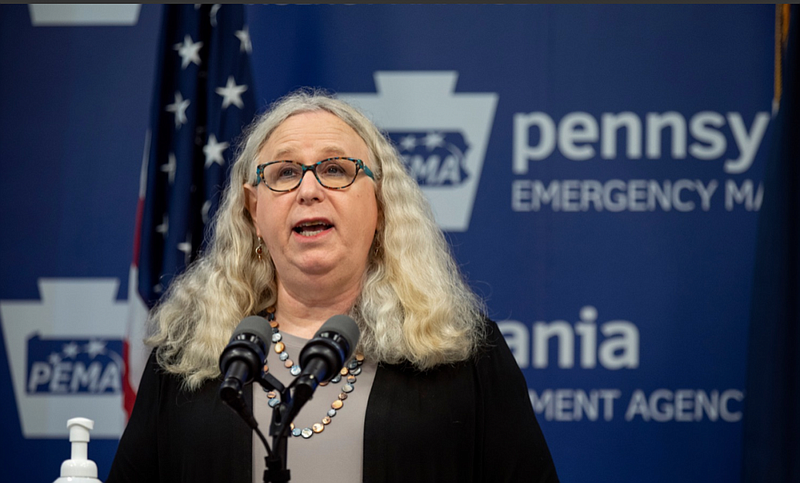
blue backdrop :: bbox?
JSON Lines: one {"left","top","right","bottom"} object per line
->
{"left": 0, "top": 4, "right": 774, "bottom": 482}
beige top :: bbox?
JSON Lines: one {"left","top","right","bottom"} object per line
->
{"left": 253, "top": 329, "right": 377, "bottom": 483}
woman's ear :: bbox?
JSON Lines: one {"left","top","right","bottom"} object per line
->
{"left": 243, "top": 183, "right": 259, "bottom": 233}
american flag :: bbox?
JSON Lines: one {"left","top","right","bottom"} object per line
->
{"left": 123, "top": 4, "right": 257, "bottom": 418}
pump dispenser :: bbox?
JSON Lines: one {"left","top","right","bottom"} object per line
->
{"left": 54, "top": 417, "right": 102, "bottom": 483}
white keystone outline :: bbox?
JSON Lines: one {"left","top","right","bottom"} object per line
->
{"left": 0, "top": 279, "right": 127, "bottom": 438}
{"left": 338, "top": 71, "right": 498, "bottom": 232}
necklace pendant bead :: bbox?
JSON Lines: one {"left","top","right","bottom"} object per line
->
{"left": 327, "top": 409, "right": 337, "bottom": 418}
{"left": 346, "top": 375, "right": 356, "bottom": 384}
{"left": 343, "top": 383, "right": 354, "bottom": 393}
{"left": 290, "top": 365, "right": 301, "bottom": 376}
{"left": 340, "top": 367, "right": 349, "bottom": 376}
{"left": 322, "top": 416, "right": 332, "bottom": 425}
{"left": 279, "top": 352, "right": 289, "bottom": 361}
{"left": 268, "top": 398, "right": 281, "bottom": 408}
{"left": 271, "top": 333, "right": 282, "bottom": 343}
{"left": 331, "top": 374, "right": 342, "bottom": 384}
{"left": 301, "top": 428, "right": 313, "bottom": 439}
{"left": 312, "top": 423, "right": 324, "bottom": 433}
{"left": 348, "top": 360, "right": 359, "bottom": 370}
{"left": 356, "top": 353, "right": 365, "bottom": 362}
{"left": 283, "top": 360, "right": 293, "bottom": 368}
{"left": 331, "top": 399, "right": 343, "bottom": 410}
{"left": 291, "top": 428, "right": 302, "bottom": 437}
{"left": 274, "top": 342, "right": 285, "bottom": 353}
{"left": 351, "top": 367, "right": 362, "bottom": 376}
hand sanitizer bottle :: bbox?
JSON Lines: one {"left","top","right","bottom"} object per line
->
{"left": 53, "top": 417, "right": 102, "bottom": 483}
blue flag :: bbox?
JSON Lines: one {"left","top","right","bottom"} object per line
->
{"left": 124, "top": 4, "right": 257, "bottom": 416}
{"left": 742, "top": 5, "right": 800, "bottom": 482}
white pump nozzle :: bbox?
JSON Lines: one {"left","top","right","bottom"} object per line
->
{"left": 55, "top": 417, "right": 100, "bottom": 482}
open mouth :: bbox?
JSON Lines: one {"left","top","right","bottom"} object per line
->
{"left": 293, "top": 221, "right": 333, "bottom": 237}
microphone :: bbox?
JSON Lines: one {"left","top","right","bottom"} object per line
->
{"left": 218, "top": 315, "right": 272, "bottom": 427}
{"left": 293, "top": 315, "right": 360, "bottom": 406}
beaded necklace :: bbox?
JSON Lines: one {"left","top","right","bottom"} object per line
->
{"left": 261, "top": 307, "right": 364, "bottom": 439}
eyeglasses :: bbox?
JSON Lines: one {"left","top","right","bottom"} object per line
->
{"left": 255, "top": 157, "right": 375, "bottom": 193}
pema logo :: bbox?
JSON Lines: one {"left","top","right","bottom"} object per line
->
{"left": 0, "top": 279, "right": 127, "bottom": 438}
{"left": 390, "top": 131, "right": 470, "bottom": 187}
{"left": 338, "top": 71, "right": 498, "bottom": 231}
{"left": 26, "top": 335, "right": 123, "bottom": 395}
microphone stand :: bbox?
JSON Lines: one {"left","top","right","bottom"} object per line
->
{"left": 252, "top": 372, "right": 313, "bottom": 483}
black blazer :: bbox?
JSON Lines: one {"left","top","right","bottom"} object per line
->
{"left": 108, "top": 320, "right": 559, "bottom": 483}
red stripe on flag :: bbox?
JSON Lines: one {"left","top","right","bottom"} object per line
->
{"left": 123, "top": 195, "right": 146, "bottom": 419}
{"left": 122, "top": 339, "right": 137, "bottom": 418}
{"left": 131, "top": 196, "right": 145, "bottom": 267}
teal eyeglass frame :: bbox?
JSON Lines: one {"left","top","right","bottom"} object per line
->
{"left": 255, "top": 157, "right": 375, "bottom": 192}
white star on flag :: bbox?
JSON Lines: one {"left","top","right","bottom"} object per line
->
{"left": 235, "top": 26, "right": 252, "bottom": 54}
{"left": 177, "top": 233, "right": 193, "bottom": 265}
{"left": 202, "top": 200, "right": 212, "bottom": 224}
{"left": 204, "top": 133, "right": 229, "bottom": 168}
{"left": 161, "top": 153, "right": 177, "bottom": 184}
{"left": 216, "top": 76, "right": 247, "bottom": 109}
{"left": 166, "top": 91, "right": 190, "bottom": 128}
{"left": 210, "top": 4, "right": 221, "bottom": 27}
{"left": 173, "top": 34, "right": 203, "bottom": 69}
{"left": 156, "top": 214, "right": 169, "bottom": 237}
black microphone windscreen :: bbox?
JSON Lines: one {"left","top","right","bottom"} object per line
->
{"left": 315, "top": 314, "right": 360, "bottom": 354}
{"left": 231, "top": 315, "right": 272, "bottom": 342}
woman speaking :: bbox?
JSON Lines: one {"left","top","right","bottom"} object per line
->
{"left": 108, "top": 89, "right": 558, "bottom": 483}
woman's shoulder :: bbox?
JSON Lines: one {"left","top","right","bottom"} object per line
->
{"left": 474, "top": 316, "right": 513, "bottom": 358}
{"left": 469, "top": 316, "right": 530, "bottom": 384}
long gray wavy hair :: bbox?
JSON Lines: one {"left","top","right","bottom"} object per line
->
{"left": 147, "top": 88, "right": 486, "bottom": 390}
